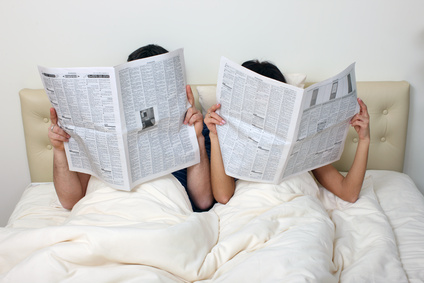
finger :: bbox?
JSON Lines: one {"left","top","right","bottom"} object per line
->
{"left": 184, "top": 107, "right": 193, "bottom": 124}
{"left": 206, "top": 104, "right": 225, "bottom": 122}
{"left": 50, "top": 131, "right": 70, "bottom": 142}
{"left": 350, "top": 111, "right": 369, "bottom": 123}
{"left": 357, "top": 98, "right": 369, "bottom": 116}
{"left": 50, "top": 107, "right": 58, "bottom": 125}
{"left": 184, "top": 107, "right": 201, "bottom": 124}
{"left": 205, "top": 114, "right": 225, "bottom": 128}
{"left": 187, "top": 112, "right": 203, "bottom": 126}
{"left": 49, "top": 121, "right": 70, "bottom": 138}
{"left": 351, "top": 119, "right": 367, "bottom": 128}
{"left": 186, "top": 85, "right": 194, "bottom": 106}
{"left": 207, "top": 103, "right": 221, "bottom": 114}
{"left": 50, "top": 128, "right": 70, "bottom": 140}
{"left": 350, "top": 114, "right": 361, "bottom": 123}
{"left": 209, "top": 112, "right": 226, "bottom": 125}
{"left": 57, "top": 126, "right": 71, "bottom": 138}
{"left": 48, "top": 132, "right": 69, "bottom": 150}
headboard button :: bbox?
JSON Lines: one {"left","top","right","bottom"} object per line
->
{"left": 43, "top": 118, "right": 49, "bottom": 123}
{"left": 47, "top": 145, "right": 52, "bottom": 150}
{"left": 382, "top": 109, "right": 388, "bottom": 115}
{"left": 380, "top": 137, "right": 386, "bottom": 142}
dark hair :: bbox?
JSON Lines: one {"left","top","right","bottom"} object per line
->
{"left": 127, "top": 44, "right": 169, "bottom": 62}
{"left": 241, "top": 60, "right": 286, "bottom": 83}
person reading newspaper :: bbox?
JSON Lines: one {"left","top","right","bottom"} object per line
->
{"left": 49, "top": 44, "right": 213, "bottom": 211}
{"left": 205, "top": 59, "right": 370, "bottom": 204}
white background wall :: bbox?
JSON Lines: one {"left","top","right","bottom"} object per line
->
{"left": 1, "top": 0, "right": 423, "bottom": 226}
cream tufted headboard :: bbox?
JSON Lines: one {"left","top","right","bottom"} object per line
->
{"left": 20, "top": 81, "right": 410, "bottom": 183}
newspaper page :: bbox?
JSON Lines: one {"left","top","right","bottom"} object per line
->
{"left": 38, "top": 48, "right": 199, "bottom": 191}
{"left": 216, "top": 57, "right": 358, "bottom": 183}
{"left": 39, "top": 65, "right": 128, "bottom": 188}
{"left": 216, "top": 57, "right": 304, "bottom": 183}
{"left": 280, "top": 63, "right": 358, "bottom": 182}
{"left": 115, "top": 49, "right": 199, "bottom": 188}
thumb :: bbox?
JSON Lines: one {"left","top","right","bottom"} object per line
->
{"left": 186, "top": 85, "right": 194, "bottom": 106}
{"left": 50, "top": 107, "right": 58, "bottom": 124}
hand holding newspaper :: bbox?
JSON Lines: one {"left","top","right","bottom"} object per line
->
{"left": 216, "top": 58, "right": 359, "bottom": 183}
{"left": 39, "top": 49, "right": 200, "bottom": 191}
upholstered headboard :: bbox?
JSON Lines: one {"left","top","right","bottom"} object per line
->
{"left": 20, "top": 81, "right": 410, "bottom": 183}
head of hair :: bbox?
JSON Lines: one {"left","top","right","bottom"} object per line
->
{"left": 241, "top": 60, "right": 286, "bottom": 83}
{"left": 127, "top": 44, "right": 169, "bottom": 62}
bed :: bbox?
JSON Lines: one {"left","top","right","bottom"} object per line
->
{"left": 1, "top": 81, "right": 423, "bottom": 282}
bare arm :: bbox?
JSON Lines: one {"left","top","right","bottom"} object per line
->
{"left": 205, "top": 103, "right": 235, "bottom": 204}
{"left": 184, "top": 86, "right": 213, "bottom": 210}
{"left": 312, "top": 98, "right": 370, "bottom": 203}
{"left": 49, "top": 107, "right": 90, "bottom": 209}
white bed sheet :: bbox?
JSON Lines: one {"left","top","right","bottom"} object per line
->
{"left": 371, "top": 170, "right": 424, "bottom": 283}
{"left": 1, "top": 170, "right": 423, "bottom": 282}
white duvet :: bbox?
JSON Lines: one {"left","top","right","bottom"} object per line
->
{"left": 1, "top": 171, "right": 423, "bottom": 282}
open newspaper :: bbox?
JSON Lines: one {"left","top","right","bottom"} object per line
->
{"left": 216, "top": 58, "right": 359, "bottom": 183}
{"left": 38, "top": 49, "right": 200, "bottom": 191}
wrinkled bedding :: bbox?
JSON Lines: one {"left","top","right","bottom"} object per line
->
{"left": 1, "top": 171, "right": 424, "bottom": 282}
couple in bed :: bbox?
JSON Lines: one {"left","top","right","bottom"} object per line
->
{"left": 48, "top": 44, "right": 370, "bottom": 212}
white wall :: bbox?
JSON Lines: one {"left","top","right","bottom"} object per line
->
{"left": 1, "top": 0, "right": 423, "bottom": 226}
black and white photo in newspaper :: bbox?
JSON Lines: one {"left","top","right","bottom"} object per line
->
{"left": 38, "top": 48, "right": 199, "bottom": 191}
